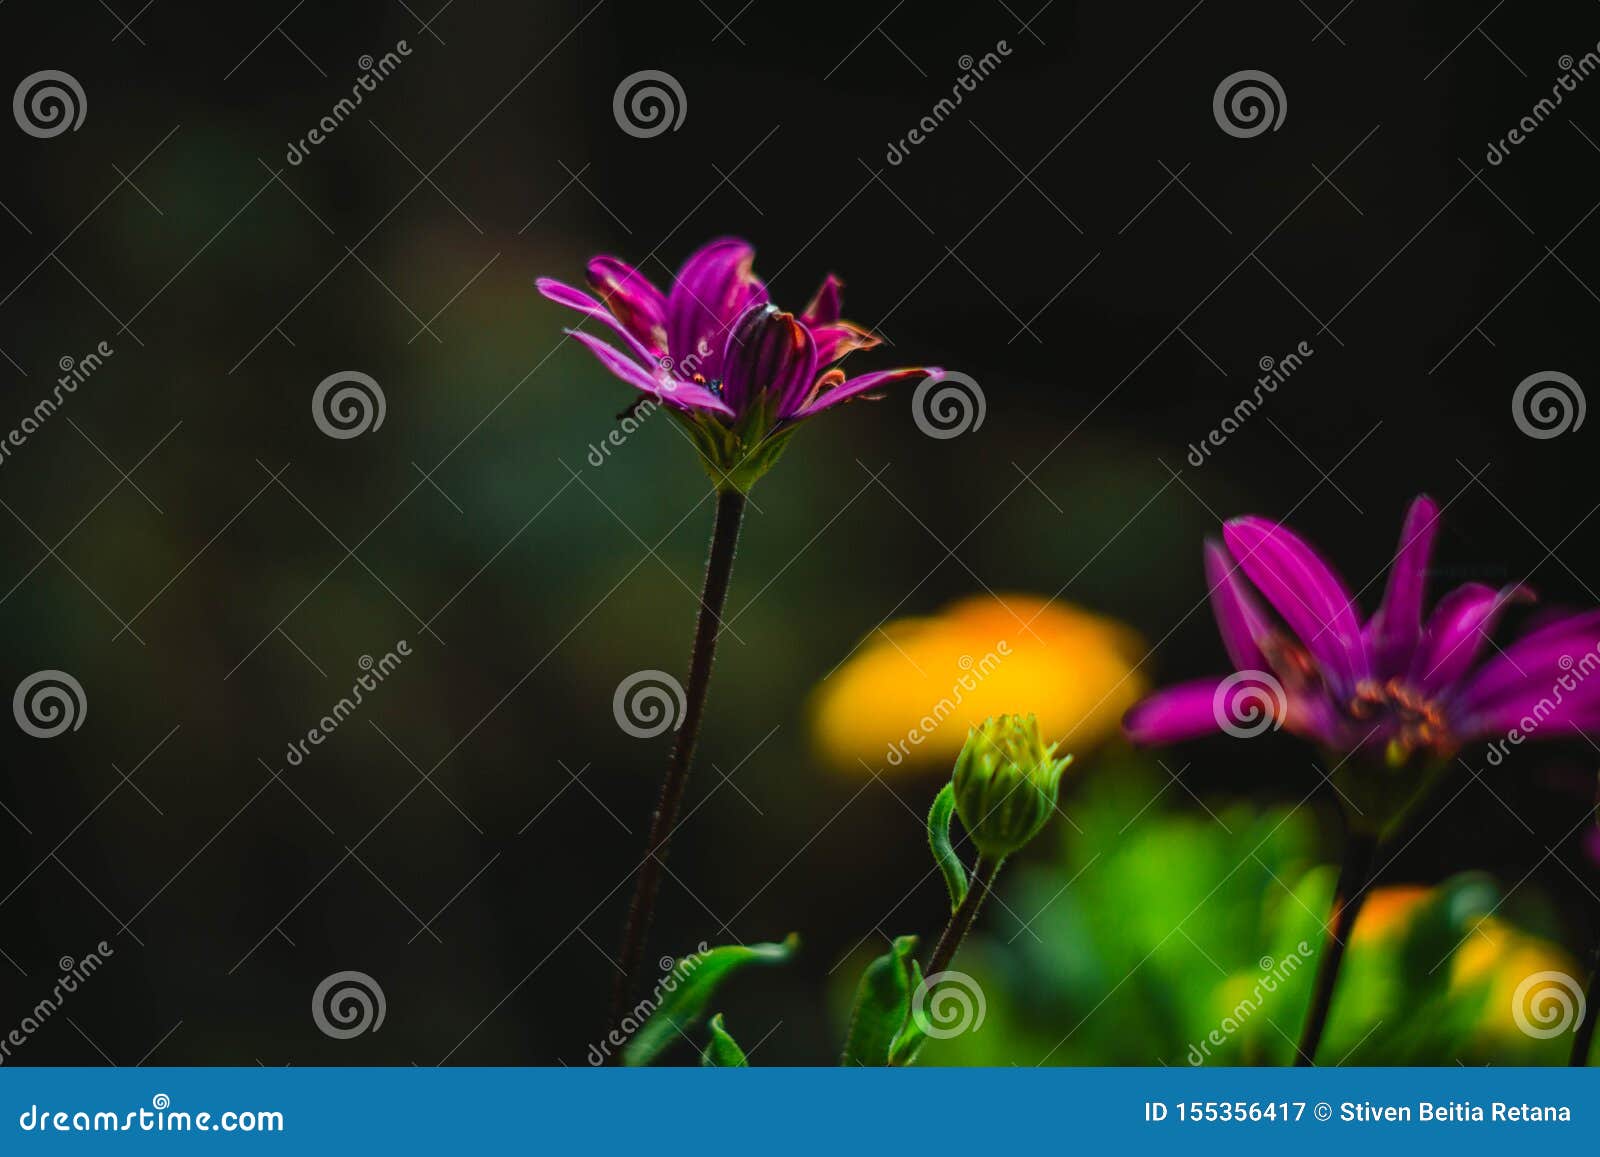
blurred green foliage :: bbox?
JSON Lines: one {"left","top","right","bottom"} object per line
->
{"left": 833, "top": 758, "right": 1582, "bottom": 1066}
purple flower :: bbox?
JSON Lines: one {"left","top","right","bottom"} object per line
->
{"left": 1124, "top": 494, "right": 1600, "bottom": 766}
{"left": 538, "top": 238, "right": 940, "bottom": 490}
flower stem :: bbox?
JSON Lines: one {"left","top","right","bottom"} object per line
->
{"left": 609, "top": 488, "right": 746, "bottom": 1033}
{"left": 1568, "top": 943, "right": 1600, "bottom": 1066}
{"left": 926, "top": 856, "right": 1004, "bottom": 979}
{"left": 1294, "top": 831, "right": 1379, "bottom": 1066}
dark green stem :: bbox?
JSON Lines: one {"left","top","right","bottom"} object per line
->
{"left": 1568, "top": 944, "right": 1600, "bottom": 1066}
{"left": 609, "top": 488, "right": 746, "bottom": 1036}
{"left": 926, "top": 856, "right": 1003, "bottom": 978}
{"left": 1295, "top": 831, "right": 1379, "bottom": 1065}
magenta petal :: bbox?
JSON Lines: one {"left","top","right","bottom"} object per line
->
{"left": 1454, "top": 664, "right": 1600, "bottom": 740}
{"left": 563, "top": 330, "right": 734, "bottom": 416}
{"left": 1451, "top": 609, "right": 1600, "bottom": 729}
{"left": 720, "top": 306, "right": 816, "bottom": 418}
{"left": 801, "top": 274, "right": 843, "bottom": 326}
{"left": 587, "top": 256, "right": 668, "bottom": 353}
{"left": 1411, "top": 582, "right": 1533, "bottom": 693}
{"left": 1123, "top": 678, "right": 1229, "bottom": 745}
{"left": 791, "top": 366, "right": 939, "bottom": 419}
{"left": 1365, "top": 494, "right": 1439, "bottom": 678}
{"left": 1203, "top": 539, "right": 1274, "bottom": 672}
{"left": 1223, "top": 516, "right": 1368, "bottom": 694}
{"left": 666, "top": 238, "right": 767, "bottom": 382}
{"left": 537, "top": 278, "right": 661, "bottom": 369}
{"left": 811, "top": 321, "right": 881, "bottom": 366}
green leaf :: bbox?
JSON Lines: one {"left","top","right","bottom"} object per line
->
{"left": 928, "top": 783, "right": 969, "bottom": 913}
{"left": 842, "top": 934, "right": 922, "bottom": 1066}
{"left": 888, "top": 957, "right": 928, "bottom": 1066}
{"left": 622, "top": 935, "right": 797, "bottom": 1067}
{"left": 701, "top": 1013, "right": 749, "bottom": 1067}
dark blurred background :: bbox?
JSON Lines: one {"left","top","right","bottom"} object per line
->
{"left": 2, "top": 0, "right": 1598, "bottom": 1064}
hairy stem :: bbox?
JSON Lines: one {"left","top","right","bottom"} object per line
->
{"left": 1295, "top": 832, "right": 1379, "bottom": 1066}
{"left": 926, "top": 856, "right": 1003, "bottom": 979}
{"left": 608, "top": 488, "right": 746, "bottom": 1036}
{"left": 1569, "top": 944, "right": 1600, "bottom": 1066}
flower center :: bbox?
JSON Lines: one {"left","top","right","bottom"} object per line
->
{"left": 1347, "top": 678, "right": 1452, "bottom": 762}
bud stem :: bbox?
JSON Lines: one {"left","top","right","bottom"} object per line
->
{"left": 926, "top": 855, "right": 1004, "bottom": 978}
{"left": 609, "top": 488, "right": 746, "bottom": 1040}
{"left": 1294, "top": 831, "right": 1378, "bottom": 1065}
{"left": 1568, "top": 943, "right": 1600, "bottom": 1066}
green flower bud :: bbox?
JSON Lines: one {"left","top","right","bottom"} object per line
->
{"left": 950, "top": 714, "right": 1072, "bottom": 859}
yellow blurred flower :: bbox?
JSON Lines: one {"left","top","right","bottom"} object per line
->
{"left": 1450, "top": 915, "right": 1580, "bottom": 1044}
{"left": 810, "top": 593, "right": 1145, "bottom": 773}
{"left": 1350, "top": 885, "right": 1431, "bottom": 943}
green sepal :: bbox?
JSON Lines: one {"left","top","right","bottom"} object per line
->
{"left": 841, "top": 934, "right": 925, "bottom": 1067}
{"left": 672, "top": 407, "right": 797, "bottom": 495}
{"left": 622, "top": 934, "right": 798, "bottom": 1067}
{"left": 928, "top": 782, "right": 969, "bottom": 914}
{"left": 701, "top": 1013, "right": 749, "bottom": 1067}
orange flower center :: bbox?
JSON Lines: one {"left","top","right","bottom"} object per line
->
{"left": 1348, "top": 678, "right": 1452, "bottom": 761}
